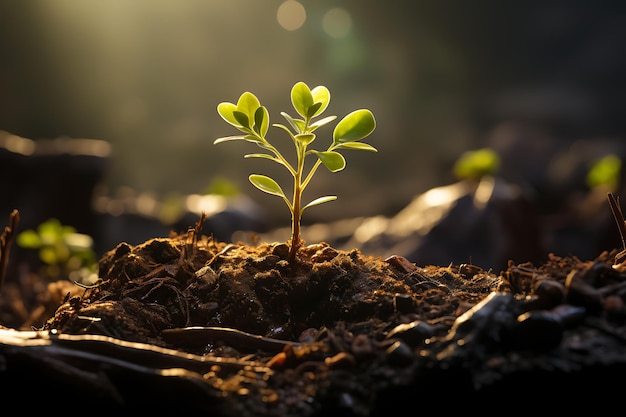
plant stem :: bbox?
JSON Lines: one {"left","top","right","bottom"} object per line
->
{"left": 0, "top": 210, "right": 19, "bottom": 293}
{"left": 288, "top": 140, "right": 307, "bottom": 264}
{"left": 288, "top": 197, "right": 301, "bottom": 265}
{"left": 607, "top": 192, "right": 626, "bottom": 250}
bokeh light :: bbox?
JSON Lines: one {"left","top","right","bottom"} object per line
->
{"left": 322, "top": 7, "right": 352, "bottom": 38}
{"left": 1, "top": 1, "right": 626, "bottom": 242}
{"left": 277, "top": 0, "right": 306, "bottom": 31}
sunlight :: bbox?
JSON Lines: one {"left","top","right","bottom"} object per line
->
{"left": 185, "top": 194, "right": 228, "bottom": 216}
{"left": 353, "top": 216, "right": 390, "bottom": 243}
{"left": 0, "top": 132, "right": 36, "bottom": 156}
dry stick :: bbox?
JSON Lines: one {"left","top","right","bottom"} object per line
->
{"left": 607, "top": 193, "right": 626, "bottom": 264}
{"left": 161, "top": 326, "right": 302, "bottom": 353}
{"left": 0, "top": 327, "right": 271, "bottom": 373}
{"left": 0, "top": 209, "right": 19, "bottom": 293}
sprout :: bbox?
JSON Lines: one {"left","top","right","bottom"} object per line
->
{"left": 587, "top": 154, "right": 621, "bottom": 192}
{"left": 214, "top": 81, "right": 377, "bottom": 264}
{"left": 16, "top": 218, "right": 98, "bottom": 284}
{"left": 453, "top": 148, "right": 500, "bottom": 181}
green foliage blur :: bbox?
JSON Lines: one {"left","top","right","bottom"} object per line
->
{"left": 453, "top": 148, "right": 500, "bottom": 181}
{"left": 16, "top": 218, "right": 98, "bottom": 285}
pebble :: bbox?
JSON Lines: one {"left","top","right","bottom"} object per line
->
{"left": 385, "top": 340, "right": 414, "bottom": 366}
{"left": 386, "top": 320, "right": 438, "bottom": 347}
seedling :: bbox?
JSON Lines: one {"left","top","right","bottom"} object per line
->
{"left": 16, "top": 218, "right": 98, "bottom": 284}
{"left": 587, "top": 154, "right": 621, "bottom": 192}
{"left": 214, "top": 81, "right": 377, "bottom": 264}
{"left": 453, "top": 148, "right": 500, "bottom": 181}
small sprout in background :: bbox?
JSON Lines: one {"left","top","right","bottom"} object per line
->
{"left": 214, "top": 81, "right": 377, "bottom": 264}
{"left": 453, "top": 148, "right": 500, "bottom": 181}
{"left": 587, "top": 154, "right": 622, "bottom": 192}
{"left": 206, "top": 176, "right": 241, "bottom": 197}
{"left": 16, "top": 218, "right": 98, "bottom": 285}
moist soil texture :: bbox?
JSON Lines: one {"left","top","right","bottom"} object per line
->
{"left": 2, "top": 225, "right": 626, "bottom": 415}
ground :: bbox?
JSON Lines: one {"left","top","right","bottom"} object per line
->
{"left": 1, "top": 219, "right": 626, "bottom": 415}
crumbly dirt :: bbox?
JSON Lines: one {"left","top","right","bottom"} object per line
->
{"left": 1, "top": 226, "right": 626, "bottom": 415}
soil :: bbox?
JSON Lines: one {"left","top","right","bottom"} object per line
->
{"left": 1, "top": 217, "right": 626, "bottom": 415}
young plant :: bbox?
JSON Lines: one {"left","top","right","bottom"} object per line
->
{"left": 453, "top": 148, "right": 500, "bottom": 181}
{"left": 16, "top": 218, "right": 98, "bottom": 284}
{"left": 214, "top": 81, "right": 377, "bottom": 264}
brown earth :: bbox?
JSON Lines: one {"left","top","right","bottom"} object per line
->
{"left": 1, "top": 215, "right": 626, "bottom": 415}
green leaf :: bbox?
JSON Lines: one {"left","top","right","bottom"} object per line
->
{"left": 236, "top": 92, "right": 261, "bottom": 122}
{"left": 280, "top": 112, "right": 306, "bottom": 133}
{"left": 295, "top": 133, "right": 316, "bottom": 146}
{"left": 244, "top": 153, "right": 276, "bottom": 160}
{"left": 310, "top": 86, "right": 330, "bottom": 117}
{"left": 39, "top": 218, "right": 64, "bottom": 235}
{"left": 333, "top": 109, "right": 376, "bottom": 142}
{"left": 217, "top": 102, "right": 240, "bottom": 127}
{"left": 314, "top": 151, "right": 346, "bottom": 172}
{"left": 16, "top": 229, "right": 41, "bottom": 248}
{"left": 243, "top": 134, "right": 265, "bottom": 143}
{"left": 233, "top": 111, "right": 250, "bottom": 129}
{"left": 249, "top": 174, "right": 286, "bottom": 198}
{"left": 291, "top": 82, "right": 313, "bottom": 119}
{"left": 306, "top": 102, "right": 322, "bottom": 118}
{"left": 302, "top": 195, "right": 337, "bottom": 212}
{"left": 40, "top": 246, "right": 60, "bottom": 265}
{"left": 309, "top": 115, "right": 337, "bottom": 131}
{"left": 253, "top": 106, "right": 269, "bottom": 137}
{"left": 587, "top": 154, "right": 621, "bottom": 189}
{"left": 334, "top": 142, "right": 378, "bottom": 152}
{"left": 244, "top": 153, "right": 287, "bottom": 167}
{"left": 453, "top": 148, "right": 500, "bottom": 180}
{"left": 39, "top": 219, "right": 71, "bottom": 245}
{"left": 213, "top": 135, "right": 248, "bottom": 144}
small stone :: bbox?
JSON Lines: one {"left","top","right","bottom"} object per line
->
{"left": 386, "top": 320, "right": 437, "bottom": 347}
{"left": 393, "top": 293, "right": 415, "bottom": 314}
{"left": 271, "top": 243, "right": 290, "bottom": 258}
{"left": 385, "top": 340, "right": 414, "bottom": 366}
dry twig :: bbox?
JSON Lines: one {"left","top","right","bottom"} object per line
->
{"left": 0, "top": 209, "right": 19, "bottom": 293}
{"left": 607, "top": 193, "right": 626, "bottom": 264}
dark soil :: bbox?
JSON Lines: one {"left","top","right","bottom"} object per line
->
{"left": 2, "top": 213, "right": 626, "bottom": 415}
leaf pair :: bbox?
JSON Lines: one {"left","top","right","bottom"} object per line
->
{"left": 215, "top": 95, "right": 269, "bottom": 149}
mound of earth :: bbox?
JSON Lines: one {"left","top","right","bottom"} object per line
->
{"left": 1, "top": 225, "right": 625, "bottom": 415}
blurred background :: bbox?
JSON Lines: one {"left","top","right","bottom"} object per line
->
{"left": 1, "top": 0, "right": 626, "bottom": 269}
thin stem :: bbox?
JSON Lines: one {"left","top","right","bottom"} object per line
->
{"left": 607, "top": 193, "right": 626, "bottom": 260}
{"left": 251, "top": 130, "right": 297, "bottom": 177}
{"left": 301, "top": 159, "right": 322, "bottom": 191}
{"left": 301, "top": 141, "right": 337, "bottom": 190}
{"left": 0, "top": 210, "right": 19, "bottom": 293}
{"left": 288, "top": 141, "right": 306, "bottom": 264}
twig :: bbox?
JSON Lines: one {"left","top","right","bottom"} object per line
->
{"left": 0, "top": 209, "right": 19, "bottom": 293}
{"left": 207, "top": 243, "right": 238, "bottom": 266}
{"left": 161, "top": 326, "right": 302, "bottom": 353}
{"left": 607, "top": 193, "right": 626, "bottom": 264}
{"left": 181, "top": 211, "right": 207, "bottom": 262}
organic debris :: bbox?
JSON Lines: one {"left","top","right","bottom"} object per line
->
{"left": 2, "top": 221, "right": 625, "bottom": 414}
